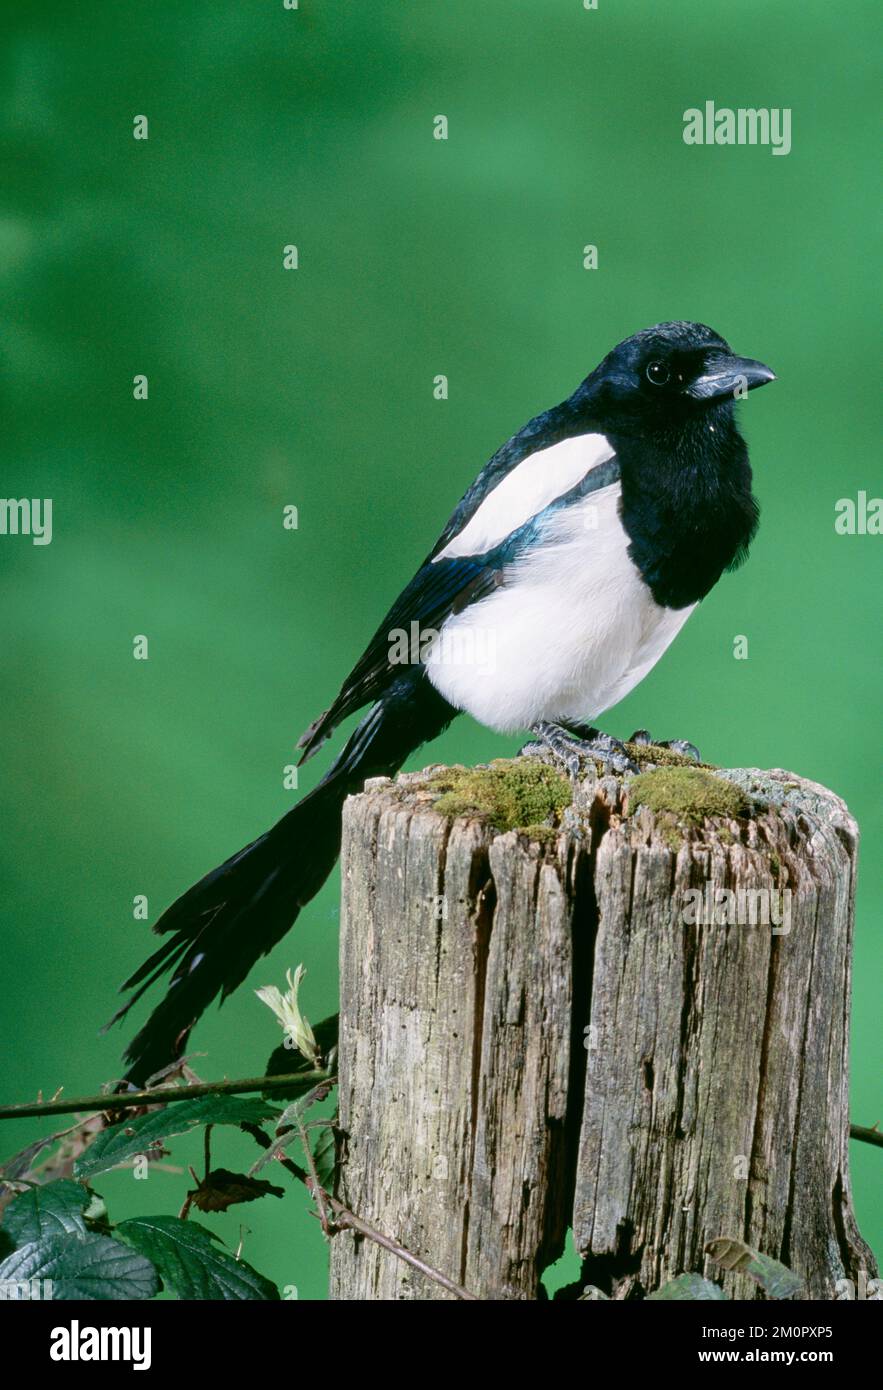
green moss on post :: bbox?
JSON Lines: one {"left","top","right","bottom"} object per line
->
{"left": 337, "top": 760, "right": 876, "bottom": 1300}
{"left": 622, "top": 741, "right": 707, "bottom": 769}
{"left": 628, "top": 766, "right": 750, "bottom": 825}
{"left": 424, "top": 759, "right": 572, "bottom": 833}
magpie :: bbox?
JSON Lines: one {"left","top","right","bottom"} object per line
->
{"left": 112, "top": 320, "right": 775, "bottom": 1084}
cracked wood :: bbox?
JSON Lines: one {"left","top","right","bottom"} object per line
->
{"left": 329, "top": 760, "right": 876, "bottom": 1300}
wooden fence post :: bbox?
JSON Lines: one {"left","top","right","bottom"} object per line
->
{"left": 328, "top": 753, "right": 876, "bottom": 1301}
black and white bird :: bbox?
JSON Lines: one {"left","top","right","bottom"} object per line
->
{"left": 114, "top": 320, "right": 774, "bottom": 1083}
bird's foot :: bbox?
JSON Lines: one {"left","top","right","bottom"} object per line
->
{"left": 525, "top": 720, "right": 640, "bottom": 778}
{"left": 628, "top": 729, "right": 702, "bottom": 762}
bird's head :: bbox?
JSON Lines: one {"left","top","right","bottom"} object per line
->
{"left": 576, "top": 321, "right": 775, "bottom": 431}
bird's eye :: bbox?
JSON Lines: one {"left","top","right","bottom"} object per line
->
{"left": 646, "top": 361, "right": 670, "bottom": 386}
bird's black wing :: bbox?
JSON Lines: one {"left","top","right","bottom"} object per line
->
{"left": 297, "top": 396, "right": 603, "bottom": 763}
{"left": 296, "top": 552, "right": 502, "bottom": 762}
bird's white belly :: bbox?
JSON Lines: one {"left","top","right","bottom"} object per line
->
{"left": 425, "top": 486, "right": 696, "bottom": 733}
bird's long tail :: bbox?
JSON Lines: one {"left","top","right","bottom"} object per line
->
{"left": 110, "top": 672, "right": 455, "bottom": 1086}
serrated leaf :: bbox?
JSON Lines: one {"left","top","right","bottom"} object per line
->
{"left": 3, "top": 1180, "right": 91, "bottom": 1247}
{"left": 116, "top": 1216, "right": 279, "bottom": 1300}
{"left": 250, "top": 1085, "right": 337, "bottom": 1175}
{"left": 0, "top": 1234, "right": 158, "bottom": 1300}
{"left": 74, "top": 1096, "right": 281, "bottom": 1180}
{"left": 706, "top": 1238, "right": 803, "bottom": 1299}
{"left": 647, "top": 1273, "right": 729, "bottom": 1301}
{"left": 275, "top": 1081, "right": 335, "bottom": 1135}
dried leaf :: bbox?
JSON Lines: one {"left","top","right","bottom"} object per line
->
{"left": 187, "top": 1168, "right": 284, "bottom": 1214}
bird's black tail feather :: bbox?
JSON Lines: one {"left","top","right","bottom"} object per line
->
{"left": 111, "top": 672, "right": 455, "bottom": 1085}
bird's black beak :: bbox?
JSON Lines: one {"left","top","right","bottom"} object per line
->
{"left": 687, "top": 353, "right": 776, "bottom": 401}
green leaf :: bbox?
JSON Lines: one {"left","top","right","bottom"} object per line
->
{"left": 705, "top": 1238, "right": 803, "bottom": 1299}
{"left": 249, "top": 1086, "right": 338, "bottom": 1178}
{"left": 647, "top": 1273, "right": 729, "bottom": 1300}
{"left": 116, "top": 1216, "right": 279, "bottom": 1301}
{"left": 310, "top": 1121, "right": 337, "bottom": 1190}
{"left": 276, "top": 1080, "right": 335, "bottom": 1132}
{"left": 74, "top": 1096, "right": 281, "bottom": 1179}
{"left": 0, "top": 1234, "right": 158, "bottom": 1300}
{"left": 3, "top": 1180, "right": 91, "bottom": 1247}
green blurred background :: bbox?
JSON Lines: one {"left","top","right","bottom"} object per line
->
{"left": 1, "top": 0, "right": 879, "bottom": 1299}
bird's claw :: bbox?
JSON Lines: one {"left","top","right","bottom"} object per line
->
{"left": 527, "top": 721, "right": 640, "bottom": 777}
{"left": 628, "top": 729, "right": 701, "bottom": 762}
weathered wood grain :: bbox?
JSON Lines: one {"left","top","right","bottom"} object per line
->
{"left": 329, "top": 758, "right": 876, "bottom": 1301}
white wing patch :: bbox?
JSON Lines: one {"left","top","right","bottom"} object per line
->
{"left": 426, "top": 484, "right": 697, "bottom": 732}
{"left": 433, "top": 431, "right": 616, "bottom": 562}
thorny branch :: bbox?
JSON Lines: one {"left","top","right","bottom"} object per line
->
{"left": 850, "top": 1123, "right": 883, "bottom": 1150}
{"left": 2, "top": 1076, "right": 876, "bottom": 1301}
{"left": 0, "top": 1072, "right": 331, "bottom": 1121}
{"left": 0, "top": 1073, "right": 480, "bottom": 1301}
{"left": 242, "top": 1122, "right": 480, "bottom": 1301}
